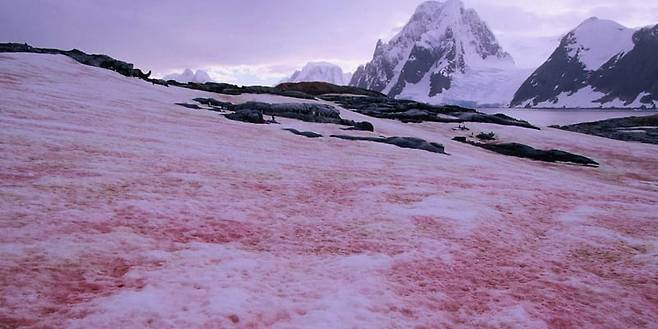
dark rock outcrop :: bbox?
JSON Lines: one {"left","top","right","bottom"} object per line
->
{"left": 275, "top": 82, "right": 386, "bottom": 98}
{"left": 0, "top": 43, "right": 151, "bottom": 79}
{"left": 175, "top": 103, "right": 203, "bottom": 110}
{"left": 193, "top": 98, "right": 233, "bottom": 109}
{"left": 225, "top": 109, "right": 265, "bottom": 124}
{"left": 230, "top": 102, "right": 373, "bottom": 130}
{"left": 551, "top": 114, "right": 658, "bottom": 144}
{"left": 453, "top": 138, "right": 598, "bottom": 166}
{"left": 331, "top": 135, "right": 445, "bottom": 154}
{"left": 321, "top": 94, "right": 538, "bottom": 129}
{"left": 283, "top": 129, "right": 323, "bottom": 138}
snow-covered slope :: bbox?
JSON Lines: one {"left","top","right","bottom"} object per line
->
{"left": 283, "top": 62, "right": 352, "bottom": 85}
{"left": 164, "top": 68, "right": 213, "bottom": 83}
{"left": 350, "top": 0, "right": 523, "bottom": 106}
{"left": 512, "top": 19, "right": 658, "bottom": 109}
{"left": 1, "top": 53, "right": 657, "bottom": 328}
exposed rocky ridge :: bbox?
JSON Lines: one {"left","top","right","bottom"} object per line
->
{"left": 0, "top": 43, "right": 320, "bottom": 100}
{"left": 320, "top": 94, "right": 538, "bottom": 129}
{"left": 551, "top": 114, "right": 658, "bottom": 144}
{"left": 511, "top": 20, "right": 658, "bottom": 108}
{"left": 452, "top": 137, "right": 599, "bottom": 166}
{"left": 0, "top": 43, "right": 152, "bottom": 79}
{"left": 190, "top": 99, "right": 374, "bottom": 131}
{"left": 331, "top": 135, "right": 446, "bottom": 154}
{"left": 275, "top": 82, "right": 386, "bottom": 97}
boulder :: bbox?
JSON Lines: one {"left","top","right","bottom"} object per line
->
{"left": 225, "top": 109, "right": 265, "bottom": 124}
{"left": 452, "top": 137, "right": 598, "bottom": 166}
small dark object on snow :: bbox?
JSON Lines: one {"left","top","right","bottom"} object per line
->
{"left": 476, "top": 132, "right": 496, "bottom": 141}
{"left": 452, "top": 123, "right": 470, "bottom": 131}
{"left": 175, "top": 103, "right": 203, "bottom": 110}
{"left": 283, "top": 129, "right": 323, "bottom": 138}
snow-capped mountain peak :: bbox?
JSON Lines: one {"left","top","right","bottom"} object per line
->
{"left": 283, "top": 62, "right": 352, "bottom": 86}
{"left": 511, "top": 19, "right": 657, "bottom": 109}
{"left": 163, "top": 68, "right": 213, "bottom": 83}
{"left": 566, "top": 17, "right": 635, "bottom": 71}
{"left": 350, "top": 0, "right": 519, "bottom": 106}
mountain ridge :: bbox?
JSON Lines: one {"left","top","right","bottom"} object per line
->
{"left": 511, "top": 18, "right": 658, "bottom": 109}
{"left": 349, "top": 0, "right": 522, "bottom": 106}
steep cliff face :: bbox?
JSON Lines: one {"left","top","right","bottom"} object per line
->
{"left": 350, "top": 0, "right": 520, "bottom": 106}
{"left": 512, "top": 19, "right": 658, "bottom": 108}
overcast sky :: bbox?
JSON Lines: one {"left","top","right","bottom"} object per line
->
{"left": 2, "top": 0, "right": 657, "bottom": 85}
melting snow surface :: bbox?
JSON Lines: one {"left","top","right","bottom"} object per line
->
{"left": 1, "top": 53, "right": 657, "bottom": 328}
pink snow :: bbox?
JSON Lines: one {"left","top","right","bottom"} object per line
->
{"left": 1, "top": 53, "right": 657, "bottom": 329}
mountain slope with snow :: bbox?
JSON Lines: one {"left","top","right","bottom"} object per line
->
{"left": 164, "top": 68, "right": 213, "bottom": 83}
{"left": 283, "top": 62, "right": 352, "bottom": 85}
{"left": 1, "top": 52, "right": 657, "bottom": 328}
{"left": 511, "top": 19, "right": 658, "bottom": 108}
{"left": 350, "top": 0, "right": 523, "bottom": 106}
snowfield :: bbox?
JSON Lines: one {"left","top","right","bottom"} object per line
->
{"left": 1, "top": 53, "right": 657, "bottom": 329}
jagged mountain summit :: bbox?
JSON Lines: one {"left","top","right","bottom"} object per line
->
{"left": 164, "top": 68, "right": 213, "bottom": 83}
{"left": 350, "top": 0, "right": 528, "bottom": 107}
{"left": 283, "top": 62, "right": 352, "bottom": 86}
{"left": 511, "top": 18, "right": 658, "bottom": 109}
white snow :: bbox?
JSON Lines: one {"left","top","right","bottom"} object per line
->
{"left": 399, "top": 66, "right": 533, "bottom": 106}
{"left": 568, "top": 17, "right": 635, "bottom": 71}
{"left": 1, "top": 52, "right": 657, "bottom": 328}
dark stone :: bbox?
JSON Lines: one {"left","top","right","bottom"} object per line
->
{"left": 225, "top": 109, "right": 265, "bottom": 124}
{"left": 331, "top": 135, "right": 445, "bottom": 154}
{"left": 283, "top": 129, "right": 323, "bottom": 138}
{"left": 193, "top": 98, "right": 233, "bottom": 109}
{"left": 340, "top": 120, "right": 375, "bottom": 132}
{"left": 552, "top": 114, "right": 658, "bottom": 144}
{"left": 452, "top": 138, "right": 598, "bottom": 166}
{"left": 476, "top": 132, "right": 496, "bottom": 141}
{"left": 233, "top": 102, "right": 343, "bottom": 124}
{"left": 175, "top": 103, "right": 203, "bottom": 109}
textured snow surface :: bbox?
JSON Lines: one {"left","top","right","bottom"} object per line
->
{"left": 568, "top": 18, "right": 635, "bottom": 71}
{"left": 1, "top": 53, "right": 658, "bottom": 329}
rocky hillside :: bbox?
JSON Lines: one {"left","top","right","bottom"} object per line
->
{"left": 511, "top": 18, "right": 658, "bottom": 109}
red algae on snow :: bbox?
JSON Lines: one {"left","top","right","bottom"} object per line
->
{"left": 1, "top": 53, "right": 657, "bottom": 329}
